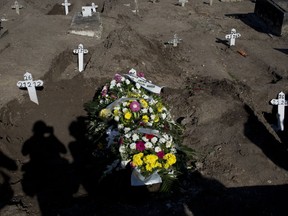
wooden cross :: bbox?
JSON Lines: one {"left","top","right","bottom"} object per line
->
{"left": 17, "top": 72, "right": 44, "bottom": 105}
{"left": 11, "top": 1, "right": 23, "bottom": 15}
{"left": 73, "top": 44, "right": 88, "bottom": 72}
{"left": 61, "top": 0, "right": 71, "bottom": 15}
{"left": 225, "top": 28, "right": 241, "bottom": 47}
{"left": 168, "top": 34, "right": 182, "bottom": 47}
{"left": 179, "top": 0, "right": 188, "bottom": 7}
{"left": 270, "top": 91, "right": 288, "bottom": 131}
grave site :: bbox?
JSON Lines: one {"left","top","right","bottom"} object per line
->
{"left": 0, "top": 0, "right": 288, "bottom": 215}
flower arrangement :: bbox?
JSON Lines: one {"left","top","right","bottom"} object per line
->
{"left": 85, "top": 69, "right": 191, "bottom": 191}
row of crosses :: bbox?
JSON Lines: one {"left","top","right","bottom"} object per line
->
{"left": 17, "top": 44, "right": 88, "bottom": 105}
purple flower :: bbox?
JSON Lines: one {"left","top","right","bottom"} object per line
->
{"left": 129, "top": 101, "right": 141, "bottom": 112}
{"left": 157, "top": 151, "right": 165, "bottom": 159}
{"left": 101, "top": 85, "right": 108, "bottom": 97}
{"left": 114, "top": 74, "right": 123, "bottom": 83}
{"left": 136, "top": 141, "right": 145, "bottom": 151}
{"left": 137, "top": 72, "right": 145, "bottom": 78}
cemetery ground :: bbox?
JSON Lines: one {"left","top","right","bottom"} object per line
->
{"left": 0, "top": 0, "right": 288, "bottom": 215}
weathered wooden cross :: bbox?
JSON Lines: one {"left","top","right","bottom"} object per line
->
{"left": 73, "top": 44, "right": 88, "bottom": 72}
{"left": 270, "top": 91, "right": 288, "bottom": 131}
{"left": 168, "top": 34, "right": 182, "bottom": 47}
{"left": 11, "top": 1, "right": 23, "bottom": 15}
{"left": 179, "top": 0, "right": 188, "bottom": 7}
{"left": 225, "top": 28, "right": 241, "bottom": 47}
{"left": 17, "top": 72, "right": 44, "bottom": 105}
{"left": 62, "top": 0, "right": 71, "bottom": 15}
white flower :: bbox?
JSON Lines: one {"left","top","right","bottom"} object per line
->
{"left": 149, "top": 107, "right": 154, "bottom": 113}
{"left": 171, "top": 147, "right": 177, "bottom": 153}
{"left": 136, "top": 83, "right": 141, "bottom": 89}
{"left": 118, "top": 124, "right": 124, "bottom": 129}
{"left": 141, "top": 108, "right": 148, "bottom": 113}
{"left": 150, "top": 114, "right": 155, "bottom": 120}
{"left": 142, "top": 136, "right": 148, "bottom": 142}
{"left": 155, "top": 146, "right": 161, "bottom": 153}
{"left": 161, "top": 113, "right": 167, "bottom": 119}
{"left": 151, "top": 137, "right": 158, "bottom": 144}
{"left": 166, "top": 141, "right": 172, "bottom": 148}
{"left": 143, "top": 95, "right": 149, "bottom": 99}
{"left": 114, "top": 116, "right": 120, "bottom": 122}
{"left": 163, "top": 134, "right": 169, "bottom": 140}
{"left": 100, "top": 100, "right": 104, "bottom": 104}
{"left": 125, "top": 79, "right": 131, "bottom": 85}
{"left": 144, "top": 142, "right": 153, "bottom": 149}
{"left": 147, "top": 122, "right": 153, "bottom": 126}
{"left": 130, "top": 143, "right": 136, "bottom": 150}
{"left": 122, "top": 108, "right": 128, "bottom": 113}
{"left": 124, "top": 127, "right": 131, "bottom": 133}
{"left": 124, "top": 133, "right": 131, "bottom": 138}
{"left": 119, "top": 145, "right": 126, "bottom": 153}
{"left": 110, "top": 80, "right": 116, "bottom": 89}
{"left": 116, "top": 83, "right": 122, "bottom": 88}
{"left": 159, "top": 138, "right": 166, "bottom": 144}
{"left": 131, "top": 87, "right": 136, "bottom": 92}
{"left": 114, "top": 106, "right": 120, "bottom": 110}
{"left": 123, "top": 102, "right": 128, "bottom": 107}
{"left": 132, "top": 134, "right": 139, "bottom": 141}
{"left": 121, "top": 77, "right": 125, "bottom": 82}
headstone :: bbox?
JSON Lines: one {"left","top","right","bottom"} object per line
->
{"left": 11, "top": 1, "right": 23, "bottom": 15}
{"left": 17, "top": 72, "right": 44, "bottom": 105}
{"left": 179, "top": 0, "right": 188, "bottom": 7}
{"left": 225, "top": 28, "right": 241, "bottom": 47}
{"left": 62, "top": 0, "right": 71, "bottom": 15}
{"left": 82, "top": 4, "right": 98, "bottom": 17}
{"left": 73, "top": 44, "right": 88, "bottom": 72}
{"left": 168, "top": 34, "right": 182, "bottom": 47}
{"left": 270, "top": 91, "right": 288, "bottom": 131}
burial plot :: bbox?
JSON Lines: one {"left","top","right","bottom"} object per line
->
{"left": 11, "top": 1, "right": 23, "bottom": 15}
{"left": 17, "top": 72, "right": 43, "bottom": 105}
{"left": 270, "top": 91, "right": 288, "bottom": 131}
{"left": 255, "top": 0, "right": 288, "bottom": 36}
{"left": 68, "top": 4, "right": 102, "bottom": 38}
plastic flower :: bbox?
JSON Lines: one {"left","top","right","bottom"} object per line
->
{"left": 124, "top": 112, "right": 132, "bottom": 120}
{"left": 156, "top": 102, "right": 164, "bottom": 112}
{"left": 136, "top": 141, "right": 145, "bottom": 151}
{"left": 99, "top": 109, "right": 111, "bottom": 119}
{"left": 142, "top": 115, "right": 149, "bottom": 123}
{"left": 129, "top": 101, "right": 141, "bottom": 112}
{"left": 132, "top": 153, "right": 144, "bottom": 166}
{"left": 140, "top": 99, "right": 148, "bottom": 108}
{"left": 157, "top": 151, "right": 165, "bottom": 159}
{"left": 163, "top": 153, "right": 177, "bottom": 166}
{"left": 114, "top": 74, "right": 123, "bottom": 83}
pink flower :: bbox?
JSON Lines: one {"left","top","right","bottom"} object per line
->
{"left": 101, "top": 85, "right": 108, "bottom": 97}
{"left": 129, "top": 101, "right": 141, "bottom": 112}
{"left": 157, "top": 151, "right": 165, "bottom": 159}
{"left": 136, "top": 141, "right": 145, "bottom": 151}
{"left": 114, "top": 74, "right": 123, "bottom": 83}
{"left": 137, "top": 72, "right": 145, "bottom": 78}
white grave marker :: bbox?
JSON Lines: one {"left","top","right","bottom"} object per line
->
{"left": 179, "top": 0, "right": 188, "bottom": 7}
{"left": 17, "top": 72, "right": 43, "bottom": 105}
{"left": 91, "top": 3, "right": 98, "bottom": 12}
{"left": 82, "top": 4, "right": 98, "bottom": 17}
{"left": 225, "top": 28, "right": 241, "bottom": 47}
{"left": 132, "top": 0, "right": 139, "bottom": 14}
{"left": 270, "top": 91, "right": 288, "bottom": 131}
{"left": 62, "top": 0, "right": 71, "bottom": 15}
{"left": 73, "top": 44, "right": 88, "bottom": 72}
{"left": 168, "top": 34, "right": 182, "bottom": 47}
{"left": 11, "top": 1, "right": 23, "bottom": 15}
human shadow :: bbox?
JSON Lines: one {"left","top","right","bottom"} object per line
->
{"left": 274, "top": 48, "right": 288, "bottom": 55}
{"left": 21, "top": 120, "right": 75, "bottom": 216}
{"left": 0, "top": 151, "right": 17, "bottom": 209}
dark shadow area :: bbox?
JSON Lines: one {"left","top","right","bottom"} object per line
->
{"left": 46, "top": 4, "right": 74, "bottom": 15}
{"left": 0, "top": 151, "right": 17, "bottom": 209}
{"left": 21, "top": 120, "right": 76, "bottom": 216}
{"left": 274, "top": 48, "right": 288, "bottom": 55}
{"left": 245, "top": 104, "right": 288, "bottom": 170}
{"left": 215, "top": 37, "right": 229, "bottom": 47}
{"left": 225, "top": 13, "right": 274, "bottom": 35}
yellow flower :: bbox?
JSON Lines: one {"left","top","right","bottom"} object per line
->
{"left": 140, "top": 99, "right": 148, "bottom": 108}
{"left": 156, "top": 103, "right": 164, "bottom": 113}
{"left": 113, "top": 109, "right": 119, "bottom": 116}
{"left": 143, "top": 154, "right": 161, "bottom": 172}
{"left": 132, "top": 153, "right": 144, "bottom": 166}
{"left": 163, "top": 153, "right": 176, "bottom": 166}
{"left": 142, "top": 115, "right": 149, "bottom": 123}
{"left": 99, "top": 109, "right": 111, "bottom": 119}
{"left": 124, "top": 112, "right": 132, "bottom": 120}
{"left": 154, "top": 115, "right": 159, "bottom": 123}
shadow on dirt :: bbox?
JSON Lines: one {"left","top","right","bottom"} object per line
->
{"left": 274, "top": 48, "right": 288, "bottom": 55}
{"left": 0, "top": 151, "right": 17, "bottom": 209}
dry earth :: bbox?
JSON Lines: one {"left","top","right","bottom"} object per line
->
{"left": 0, "top": 0, "right": 288, "bottom": 215}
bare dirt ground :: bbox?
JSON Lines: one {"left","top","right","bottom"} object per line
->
{"left": 1, "top": 0, "right": 288, "bottom": 215}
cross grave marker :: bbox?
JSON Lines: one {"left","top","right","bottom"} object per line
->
{"left": 132, "top": 0, "right": 139, "bottom": 14}
{"left": 73, "top": 44, "right": 88, "bottom": 72}
{"left": 179, "top": 0, "right": 188, "bottom": 7}
{"left": 91, "top": 3, "right": 98, "bottom": 12}
{"left": 168, "top": 34, "right": 182, "bottom": 47}
{"left": 17, "top": 72, "right": 43, "bottom": 105}
{"left": 225, "top": 28, "right": 241, "bottom": 47}
{"left": 62, "top": 0, "right": 71, "bottom": 15}
{"left": 270, "top": 91, "right": 288, "bottom": 131}
{"left": 11, "top": 1, "right": 23, "bottom": 15}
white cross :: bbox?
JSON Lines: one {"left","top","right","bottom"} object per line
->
{"left": 132, "top": 0, "right": 139, "bottom": 14}
{"left": 168, "top": 34, "right": 182, "bottom": 47}
{"left": 225, "top": 28, "right": 241, "bottom": 47}
{"left": 62, "top": 0, "right": 71, "bottom": 15}
{"left": 270, "top": 91, "right": 288, "bottom": 131}
{"left": 179, "top": 0, "right": 188, "bottom": 7}
{"left": 73, "top": 44, "right": 88, "bottom": 72}
{"left": 17, "top": 72, "right": 44, "bottom": 105}
{"left": 91, "top": 3, "right": 98, "bottom": 12}
{"left": 11, "top": 1, "right": 23, "bottom": 15}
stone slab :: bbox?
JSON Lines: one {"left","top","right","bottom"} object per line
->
{"left": 68, "top": 12, "right": 102, "bottom": 38}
